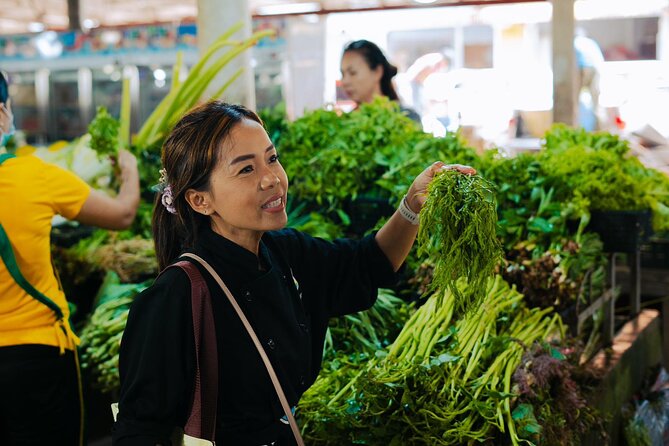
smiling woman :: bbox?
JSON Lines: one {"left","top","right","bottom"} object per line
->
{"left": 112, "top": 100, "right": 474, "bottom": 445}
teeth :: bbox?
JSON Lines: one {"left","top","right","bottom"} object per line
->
{"left": 262, "top": 197, "right": 282, "bottom": 209}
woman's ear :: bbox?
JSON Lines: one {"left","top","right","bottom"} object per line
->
{"left": 184, "top": 189, "right": 211, "bottom": 216}
{"left": 373, "top": 65, "right": 384, "bottom": 83}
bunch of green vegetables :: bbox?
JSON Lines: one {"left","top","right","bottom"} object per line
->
{"left": 306, "top": 289, "right": 413, "bottom": 422}
{"left": 298, "top": 276, "right": 562, "bottom": 445}
{"left": 278, "top": 97, "right": 481, "bottom": 219}
{"left": 417, "top": 170, "right": 502, "bottom": 314}
{"left": 88, "top": 106, "right": 120, "bottom": 158}
{"left": 79, "top": 272, "right": 149, "bottom": 393}
{"left": 323, "top": 288, "right": 411, "bottom": 361}
{"left": 539, "top": 125, "right": 669, "bottom": 231}
{"left": 503, "top": 233, "right": 606, "bottom": 313}
{"left": 258, "top": 101, "right": 289, "bottom": 148}
{"left": 511, "top": 342, "right": 606, "bottom": 445}
{"left": 279, "top": 97, "right": 424, "bottom": 209}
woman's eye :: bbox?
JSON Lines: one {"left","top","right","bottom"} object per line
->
{"left": 269, "top": 154, "right": 280, "bottom": 163}
{"left": 239, "top": 165, "right": 254, "bottom": 174}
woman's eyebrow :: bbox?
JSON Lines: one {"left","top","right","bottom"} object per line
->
{"left": 229, "top": 144, "right": 275, "bottom": 165}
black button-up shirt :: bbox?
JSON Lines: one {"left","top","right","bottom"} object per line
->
{"left": 113, "top": 227, "right": 397, "bottom": 445}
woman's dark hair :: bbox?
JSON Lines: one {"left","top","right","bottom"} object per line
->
{"left": 0, "top": 72, "right": 8, "bottom": 104}
{"left": 343, "top": 39, "right": 399, "bottom": 101}
{"left": 152, "top": 100, "right": 263, "bottom": 269}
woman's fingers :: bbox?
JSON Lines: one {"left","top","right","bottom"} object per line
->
{"left": 441, "top": 163, "right": 477, "bottom": 175}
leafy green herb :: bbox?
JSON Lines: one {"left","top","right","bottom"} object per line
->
{"left": 418, "top": 170, "right": 502, "bottom": 313}
{"left": 88, "top": 106, "right": 120, "bottom": 158}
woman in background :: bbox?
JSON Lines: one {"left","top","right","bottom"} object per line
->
{"left": 340, "top": 39, "right": 421, "bottom": 122}
{"left": 0, "top": 70, "right": 140, "bottom": 445}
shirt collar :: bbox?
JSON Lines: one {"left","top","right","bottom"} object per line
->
{"left": 195, "top": 225, "right": 271, "bottom": 275}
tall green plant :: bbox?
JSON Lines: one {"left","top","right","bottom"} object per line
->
{"left": 134, "top": 22, "right": 275, "bottom": 149}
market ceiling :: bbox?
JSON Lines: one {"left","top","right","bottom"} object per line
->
{"left": 0, "top": 0, "right": 545, "bottom": 35}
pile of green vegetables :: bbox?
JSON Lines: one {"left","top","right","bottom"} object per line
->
{"left": 276, "top": 97, "right": 480, "bottom": 236}
{"left": 298, "top": 276, "right": 562, "bottom": 445}
{"left": 79, "top": 272, "right": 149, "bottom": 392}
{"left": 417, "top": 170, "right": 502, "bottom": 314}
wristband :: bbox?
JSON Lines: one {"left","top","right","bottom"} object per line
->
{"left": 398, "top": 195, "right": 419, "bottom": 225}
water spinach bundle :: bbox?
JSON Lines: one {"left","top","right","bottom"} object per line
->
{"left": 298, "top": 276, "right": 562, "bottom": 445}
{"left": 418, "top": 169, "right": 502, "bottom": 314}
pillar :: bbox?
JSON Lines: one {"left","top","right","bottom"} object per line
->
{"left": 551, "top": 0, "right": 577, "bottom": 126}
{"left": 197, "top": 0, "right": 255, "bottom": 108}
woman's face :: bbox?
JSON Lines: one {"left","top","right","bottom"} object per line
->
{"left": 340, "top": 50, "right": 383, "bottom": 105}
{"left": 202, "top": 118, "right": 288, "bottom": 248}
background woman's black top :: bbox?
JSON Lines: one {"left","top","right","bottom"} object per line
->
{"left": 112, "top": 226, "right": 397, "bottom": 445}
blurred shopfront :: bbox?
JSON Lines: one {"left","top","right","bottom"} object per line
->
{"left": 1, "top": 1, "right": 667, "bottom": 146}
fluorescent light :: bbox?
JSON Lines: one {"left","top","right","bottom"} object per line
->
{"left": 256, "top": 2, "right": 320, "bottom": 15}
{"left": 82, "top": 18, "right": 100, "bottom": 29}
{"left": 153, "top": 68, "right": 166, "bottom": 81}
{"left": 35, "top": 31, "right": 63, "bottom": 58}
{"left": 28, "top": 22, "right": 45, "bottom": 33}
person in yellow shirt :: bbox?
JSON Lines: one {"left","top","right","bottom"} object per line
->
{"left": 0, "top": 71, "right": 140, "bottom": 446}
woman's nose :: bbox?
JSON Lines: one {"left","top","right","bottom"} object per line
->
{"left": 260, "top": 171, "right": 280, "bottom": 190}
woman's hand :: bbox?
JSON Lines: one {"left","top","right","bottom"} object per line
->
{"left": 0, "top": 100, "right": 13, "bottom": 138}
{"left": 117, "top": 149, "right": 138, "bottom": 179}
{"left": 405, "top": 161, "right": 477, "bottom": 213}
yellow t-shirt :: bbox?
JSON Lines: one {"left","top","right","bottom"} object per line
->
{"left": 0, "top": 155, "right": 91, "bottom": 351}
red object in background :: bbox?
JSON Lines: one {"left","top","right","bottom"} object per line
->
{"left": 615, "top": 115, "right": 626, "bottom": 130}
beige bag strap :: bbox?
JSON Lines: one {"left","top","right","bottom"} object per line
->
{"left": 181, "top": 253, "right": 306, "bottom": 446}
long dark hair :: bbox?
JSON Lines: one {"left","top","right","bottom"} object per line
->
{"left": 343, "top": 39, "right": 399, "bottom": 101}
{"left": 0, "top": 71, "right": 8, "bottom": 104}
{"left": 152, "top": 100, "right": 262, "bottom": 269}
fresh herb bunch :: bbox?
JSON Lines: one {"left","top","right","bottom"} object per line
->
{"left": 88, "top": 106, "right": 120, "bottom": 158}
{"left": 418, "top": 170, "right": 502, "bottom": 313}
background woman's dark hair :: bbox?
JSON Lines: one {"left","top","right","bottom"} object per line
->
{"left": 344, "top": 39, "right": 399, "bottom": 101}
{"left": 152, "top": 100, "right": 262, "bottom": 269}
{"left": 0, "top": 71, "right": 9, "bottom": 104}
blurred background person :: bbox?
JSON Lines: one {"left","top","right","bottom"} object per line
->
{"left": 0, "top": 70, "right": 141, "bottom": 446}
{"left": 574, "top": 28, "right": 604, "bottom": 130}
{"left": 340, "top": 39, "right": 421, "bottom": 123}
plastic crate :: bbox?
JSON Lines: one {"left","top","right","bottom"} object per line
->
{"left": 588, "top": 210, "right": 652, "bottom": 253}
{"left": 641, "top": 238, "right": 669, "bottom": 269}
{"left": 344, "top": 196, "right": 394, "bottom": 237}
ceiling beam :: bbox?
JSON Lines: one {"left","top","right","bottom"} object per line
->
{"left": 251, "top": 0, "right": 546, "bottom": 18}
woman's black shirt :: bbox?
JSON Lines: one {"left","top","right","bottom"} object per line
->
{"left": 112, "top": 226, "right": 397, "bottom": 445}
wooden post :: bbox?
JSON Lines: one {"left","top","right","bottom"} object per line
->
{"left": 551, "top": 0, "right": 577, "bottom": 126}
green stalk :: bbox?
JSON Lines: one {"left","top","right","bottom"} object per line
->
{"left": 118, "top": 77, "right": 130, "bottom": 150}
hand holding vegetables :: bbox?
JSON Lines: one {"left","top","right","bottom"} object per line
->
{"left": 116, "top": 148, "right": 138, "bottom": 183}
{"left": 375, "top": 161, "right": 477, "bottom": 272}
{"left": 417, "top": 166, "right": 502, "bottom": 314}
{"left": 406, "top": 161, "right": 477, "bottom": 215}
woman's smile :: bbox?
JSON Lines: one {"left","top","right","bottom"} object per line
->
{"left": 261, "top": 195, "right": 285, "bottom": 212}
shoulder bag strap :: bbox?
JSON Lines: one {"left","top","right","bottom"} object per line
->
{"left": 169, "top": 260, "right": 218, "bottom": 442}
{"left": 181, "top": 253, "right": 306, "bottom": 446}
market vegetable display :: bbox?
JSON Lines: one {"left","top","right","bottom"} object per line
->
{"left": 298, "top": 276, "right": 562, "bottom": 445}
{"left": 134, "top": 22, "right": 275, "bottom": 150}
{"left": 88, "top": 106, "right": 120, "bottom": 158}
{"left": 417, "top": 170, "right": 502, "bottom": 314}
{"left": 41, "top": 53, "right": 669, "bottom": 445}
{"left": 79, "top": 273, "right": 149, "bottom": 393}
